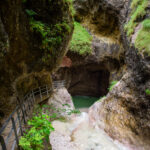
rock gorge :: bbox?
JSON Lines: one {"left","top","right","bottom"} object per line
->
{"left": 0, "top": 0, "right": 150, "bottom": 149}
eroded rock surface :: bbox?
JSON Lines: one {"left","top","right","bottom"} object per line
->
{"left": 54, "top": 0, "right": 150, "bottom": 149}
{"left": 55, "top": 36, "right": 124, "bottom": 97}
{"left": 48, "top": 87, "right": 74, "bottom": 119}
{"left": 50, "top": 112, "right": 127, "bottom": 150}
{"left": 0, "top": 0, "right": 73, "bottom": 122}
{"left": 89, "top": 72, "right": 150, "bottom": 150}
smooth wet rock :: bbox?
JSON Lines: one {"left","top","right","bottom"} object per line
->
{"left": 50, "top": 112, "right": 127, "bottom": 150}
{"left": 48, "top": 87, "right": 75, "bottom": 119}
{"left": 89, "top": 72, "right": 150, "bottom": 150}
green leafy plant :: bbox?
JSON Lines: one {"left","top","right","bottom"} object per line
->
{"left": 25, "top": 9, "right": 37, "bottom": 16}
{"left": 19, "top": 109, "right": 54, "bottom": 150}
{"left": 19, "top": 104, "right": 80, "bottom": 150}
{"left": 108, "top": 80, "right": 118, "bottom": 91}
{"left": 145, "top": 89, "right": 150, "bottom": 95}
{"left": 69, "top": 22, "right": 92, "bottom": 56}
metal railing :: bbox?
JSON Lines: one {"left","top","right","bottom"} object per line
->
{"left": 52, "top": 80, "right": 66, "bottom": 89}
{"left": 0, "top": 80, "right": 66, "bottom": 150}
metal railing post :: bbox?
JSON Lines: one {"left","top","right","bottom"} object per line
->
{"left": 27, "top": 95, "right": 31, "bottom": 111}
{"left": 32, "top": 90, "right": 35, "bottom": 102}
{"left": 17, "top": 109, "right": 23, "bottom": 136}
{"left": 46, "top": 85, "right": 49, "bottom": 96}
{"left": 0, "top": 135, "right": 7, "bottom": 150}
{"left": 30, "top": 93, "right": 34, "bottom": 106}
{"left": 23, "top": 103, "right": 27, "bottom": 117}
{"left": 39, "top": 87, "right": 42, "bottom": 101}
{"left": 11, "top": 117, "right": 20, "bottom": 150}
{"left": 17, "top": 97, "right": 26, "bottom": 124}
{"left": 0, "top": 83, "right": 66, "bottom": 150}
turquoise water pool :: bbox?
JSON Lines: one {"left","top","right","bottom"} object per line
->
{"left": 72, "top": 96, "right": 99, "bottom": 108}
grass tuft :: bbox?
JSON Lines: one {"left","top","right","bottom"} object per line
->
{"left": 135, "top": 19, "right": 150, "bottom": 55}
{"left": 124, "top": 0, "right": 150, "bottom": 56}
{"left": 70, "top": 22, "right": 93, "bottom": 55}
{"left": 125, "top": 0, "right": 148, "bottom": 36}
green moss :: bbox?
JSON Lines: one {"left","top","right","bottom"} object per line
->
{"left": 135, "top": 19, "right": 150, "bottom": 55}
{"left": 65, "top": 0, "right": 75, "bottom": 16}
{"left": 124, "top": 0, "right": 150, "bottom": 55}
{"left": 145, "top": 88, "right": 150, "bottom": 95}
{"left": 108, "top": 80, "right": 118, "bottom": 91}
{"left": 23, "top": 0, "right": 73, "bottom": 66}
{"left": 124, "top": 0, "right": 148, "bottom": 36}
{"left": 70, "top": 22, "right": 92, "bottom": 55}
{"left": 28, "top": 16, "right": 71, "bottom": 64}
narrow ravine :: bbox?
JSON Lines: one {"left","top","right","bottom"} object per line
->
{"left": 50, "top": 112, "right": 128, "bottom": 150}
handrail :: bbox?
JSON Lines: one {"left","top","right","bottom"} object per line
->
{"left": 0, "top": 80, "right": 65, "bottom": 150}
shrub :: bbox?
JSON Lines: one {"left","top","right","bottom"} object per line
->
{"left": 108, "top": 80, "right": 118, "bottom": 91}
{"left": 69, "top": 22, "right": 92, "bottom": 56}
{"left": 19, "top": 104, "right": 80, "bottom": 150}
{"left": 19, "top": 110, "right": 54, "bottom": 150}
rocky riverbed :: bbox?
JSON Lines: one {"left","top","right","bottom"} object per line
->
{"left": 50, "top": 112, "right": 128, "bottom": 150}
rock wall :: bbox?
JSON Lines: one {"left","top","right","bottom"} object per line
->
{"left": 54, "top": 0, "right": 150, "bottom": 149}
{"left": 81, "top": 0, "right": 150, "bottom": 149}
{"left": 0, "top": 0, "right": 73, "bottom": 123}
{"left": 54, "top": 0, "right": 126, "bottom": 97}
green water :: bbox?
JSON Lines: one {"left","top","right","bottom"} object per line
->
{"left": 72, "top": 96, "right": 99, "bottom": 108}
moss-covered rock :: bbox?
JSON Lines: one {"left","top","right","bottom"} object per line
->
{"left": 16, "top": 71, "right": 52, "bottom": 97}
{"left": 69, "top": 22, "right": 92, "bottom": 55}
{"left": 124, "top": 0, "right": 150, "bottom": 55}
{"left": 0, "top": 0, "right": 73, "bottom": 122}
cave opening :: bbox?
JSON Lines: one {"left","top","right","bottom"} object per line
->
{"left": 69, "top": 67, "right": 110, "bottom": 109}
{"left": 56, "top": 64, "right": 110, "bottom": 109}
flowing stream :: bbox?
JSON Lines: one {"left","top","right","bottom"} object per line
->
{"left": 50, "top": 112, "right": 128, "bottom": 150}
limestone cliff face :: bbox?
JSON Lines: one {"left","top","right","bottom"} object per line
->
{"left": 0, "top": 0, "right": 73, "bottom": 122}
{"left": 55, "top": 38, "right": 124, "bottom": 97}
{"left": 56, "top": 0, "right": 150, "bottom": 149}
{"left": 78, "top": 0, "right": 150, "bottom": 149}
{"left": 54, "top": 0, "right": 125, "bottom": 97}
